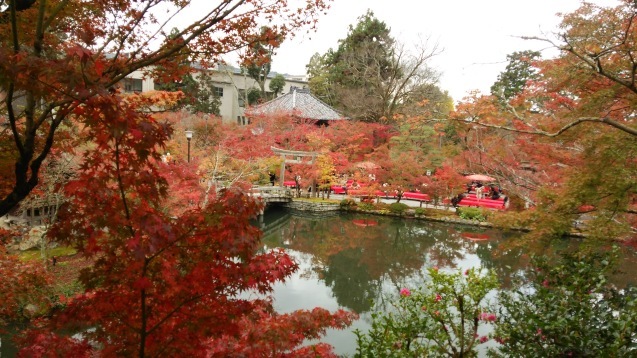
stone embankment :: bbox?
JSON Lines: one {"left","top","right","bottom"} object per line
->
{"left": 283, "top": 200, "right": 340, "bottom": 212}
{"left": 282, "top": 198, "right": 536, "bottom": 233}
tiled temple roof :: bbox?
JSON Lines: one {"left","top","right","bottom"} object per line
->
{"left": 248, "top": 87, "right": 344, "bottom": 121}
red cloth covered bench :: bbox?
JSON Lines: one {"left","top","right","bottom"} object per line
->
{"left": 403, "top": 192, "right": 431, "bottom": 202}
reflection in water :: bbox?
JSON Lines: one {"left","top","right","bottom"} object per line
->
{"left": 262, "top": 209, "right": 530, "bottom": 315}
{"left": 4, "top": 208, "right": 635, "bottom": 356}
{"left": 261, "top": 207, "right": 637, "bottom": 356}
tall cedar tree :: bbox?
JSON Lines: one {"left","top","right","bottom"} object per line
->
{"left": 311, "top": 10, "right": 441, "bottom": 122}
{"left": 490, "top": 50, "right": 541, "bottom": 101}
{"left": 318, "top": 11, "right": 396, "bottom": 121}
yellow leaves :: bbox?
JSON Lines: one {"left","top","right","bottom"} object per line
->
{"left": 451, "top": 93, "right": 504, "bottom": 126}
{"left": 305, "top": 132, "right": 331, "bottom": 152}
{"left": 123, "top": 90, "right": 184, "bottom": 111}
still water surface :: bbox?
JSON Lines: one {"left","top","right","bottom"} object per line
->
{"left": 261, "top": 208, "right": 637, "bottom": 356}
{"left": 2, "top": 209, "right": 636, "bottom": 357}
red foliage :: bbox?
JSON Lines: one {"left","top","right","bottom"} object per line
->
{"left": 17, "top": 95, "right": 354, "bottom": 356}
{"left": 0, "top": 247, "right": 54, "bottom": 327}
{"left": 15, "top": 330, "right": 93, "bottom": 357}
{"left": 207, "top": 306, "right": 356, "bottom": 357}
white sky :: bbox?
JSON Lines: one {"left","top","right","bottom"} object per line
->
{"left": 266, "top": 0, "right": 620, "bottom": 102}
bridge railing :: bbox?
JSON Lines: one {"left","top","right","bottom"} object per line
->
{"left": 250, "top": 186, "right": 293, "bottom": 200}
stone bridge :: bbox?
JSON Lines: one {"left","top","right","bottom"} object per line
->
{"left": 250, "top": 186, "right": 293, "bottom": 204}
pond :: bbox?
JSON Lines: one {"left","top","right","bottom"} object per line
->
{"left": 2, "top": 208, "right": 636, "bottom": 357}
{"left": 260, "top": 207, "right": 637, "bottom": 356}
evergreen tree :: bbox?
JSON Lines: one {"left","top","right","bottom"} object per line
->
{"left": 153, "top": 28, "right": 221, "bottom": 115}
{"left": 269, "top": 74, "right": 286, "bottom": 97}
{"left": 306, "top": 52, "right": 334, "bottom": 104}
{"left": 155, "top": 71, "right": 221, "bottom": 115}
{"left": 490, "top": 50, "right": 541, "bottom": 100}
{"left": 324, "top": 10, "right": 395, "bottom": 121}
{"left": 308, "top": 10, "right": 441, "bottom": 123}
{"left": 242, "top": 26, "right": 283, "bottom": 99}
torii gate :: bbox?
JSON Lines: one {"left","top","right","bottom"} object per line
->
{"left": 271, "top": 146, "right": 318, "bottom": 188}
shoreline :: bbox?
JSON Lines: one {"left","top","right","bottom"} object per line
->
{"left": 281, "top": 197, "right": 593, "bottom": 238}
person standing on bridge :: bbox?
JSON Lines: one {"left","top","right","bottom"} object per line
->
{"left": 269, "top": 172, "right": 276, "bottom": 186}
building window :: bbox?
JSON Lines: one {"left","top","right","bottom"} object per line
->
{"left": 123, "top": 78, "right": 143, "bottom": 93}
{"left": 213, "top": 86, "right": 224, "bottom": 97}
{"left": 238, "top": 89, "right": 246, "bottom": 107}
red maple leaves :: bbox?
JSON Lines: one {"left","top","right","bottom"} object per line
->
{"left": 6, "top": 92, "right": 356, "bottom": 356}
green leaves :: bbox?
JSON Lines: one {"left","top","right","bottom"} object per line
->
{"left": 492, "top": 248, "right": 637, "bottom": 357}
{"left": 356, "top": 249, "right": 637, "bottom": 357}
{"left": 490, "top": 50, "right": 541, "bottom": 101}
{"left": 355, "top": 267, "right": 499, "bottom": 357}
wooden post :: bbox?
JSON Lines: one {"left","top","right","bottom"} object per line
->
{"left": 279, "top": 162, "right": 286, "bottom": 188}
{"left": 270, "top": 146, "right": 318, "bottom": 189}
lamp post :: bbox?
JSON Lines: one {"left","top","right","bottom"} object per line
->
{"left": 185, "top": 130, "right": 193, "bottom": 162}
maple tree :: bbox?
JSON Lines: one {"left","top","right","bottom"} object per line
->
{"left": 0, "top": 0, "right": 365, "bottom": 354}
{"left": 2, "top": 91, "right": 355, "bottom": 356}
{"left": 0, "top": 0, "right": 331, "bottom": 217}
{"left": 426, "top": 165, "right": 466, "bottom": 205}
{"left": 449, "top": 0, "right": 637, "bottom": 239}
{"left": 0, "top": 243, "right": 55, "bottom": 327}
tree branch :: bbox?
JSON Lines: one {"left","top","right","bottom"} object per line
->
{"left": 460, "top": 116, "right": 637, "bottom": 137}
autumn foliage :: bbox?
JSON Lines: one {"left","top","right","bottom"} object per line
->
{"left": 446, "top": 0, "right": 637, "bottom": 239}
{"left": 0, "top": 91, "right": 359, "bottom": 355}
{"left": 0, "top": 0, "right": 332, "bottom": 216}
{"left": 5, "top": 0, "right": 637, "bottom": 354}
{"left": 0, "top": 246, "right": 54, "bottom": 327}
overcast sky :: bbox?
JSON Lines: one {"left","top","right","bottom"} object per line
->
{"left": 266, "top": 0, "right": 620, "bottom": 102}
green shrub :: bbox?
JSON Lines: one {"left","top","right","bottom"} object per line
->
{"left": 358, "top": 202, "right": 376, "bottom": 211}
{"left": 492, "top": 248, "right": 637, "bottom": 357}
{"left": 340, "top": 198, "right": 357, "bottom": 210}
{"left": 457, "top": 207, "right": 487, "bottom": 221}
{"left": 355, "top": 248, "right": 637, "bottom": 357}
{"left": 388, "top": 202, "right": 409, "bottom": 213}
{"left": 355, "top": 268, "right": 498, "bottom": 356}
{"left": 414, "top": 208, "right": 425, "bottom": 216}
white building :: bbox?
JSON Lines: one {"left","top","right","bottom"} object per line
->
{"left": 123, "top": 65, "right": 309, "bottom": 125}
{"left": 121, "top": 70, "right": 155, "bottom": 93}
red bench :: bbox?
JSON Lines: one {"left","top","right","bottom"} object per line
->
{"left": 331, "top": 185, "right": 348, "bottom": 194}
{"left": 331, "top": 187, "right": 432, "bottom": 203}
{"left": 331, "top": 180, "right": 368, "bottom": 195}
{"left": 375, "top": 190, "right": 396, "bottom": 198}
{"left": 457, "top": 197, "right": 506, "bottom": 210}
{"left": 402, "top": 192, "right": 431, "bottom": 202}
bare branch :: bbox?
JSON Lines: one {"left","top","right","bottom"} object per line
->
{"left": 460, "top": 116, "right": 637, "bottom": 137}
